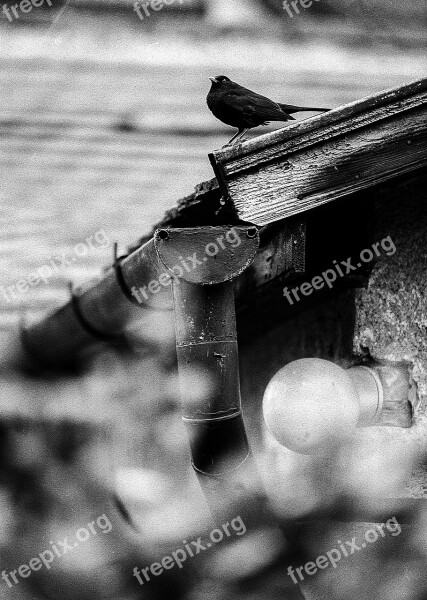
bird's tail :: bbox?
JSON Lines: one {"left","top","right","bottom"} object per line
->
{"left": 278, "top": 104, "right": 330, "bottom": 114}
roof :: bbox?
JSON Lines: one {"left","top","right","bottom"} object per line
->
{"left": 208, "top": 77, "right": 427, "bottom": 227}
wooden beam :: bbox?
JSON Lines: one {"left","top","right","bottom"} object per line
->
{"left": 209, "top": 78, "right": 427, "bottom": 226}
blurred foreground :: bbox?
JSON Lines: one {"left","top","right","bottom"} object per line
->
{"left": 1, "top": 343, "right": 427, "bottom": 599}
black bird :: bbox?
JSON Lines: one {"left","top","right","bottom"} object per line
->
{"left": 207, "top": 75, "right": 330, "bottom": 145}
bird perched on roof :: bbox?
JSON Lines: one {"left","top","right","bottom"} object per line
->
{"left": 207, "top": 75, "right": 330, "bottom": 146}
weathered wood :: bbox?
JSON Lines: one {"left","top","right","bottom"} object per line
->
{"left": 209, "top": 78, "right": 427, "bottom": 226}
{"left": 234, "top": 216, "right": 306, "bottom": 304}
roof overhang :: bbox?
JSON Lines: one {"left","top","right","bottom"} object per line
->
{"left": 209, "top": 78, "right": 427, "bottom": 227}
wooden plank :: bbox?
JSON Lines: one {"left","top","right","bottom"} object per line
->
{"left": 211, "top": 78, "right": 427, "bottom": 172}
{"left": 234, "top": 217, "right": 306, "bottom": 301}
{"left": 209, "top": 78, "right": 427, "bottom": 226}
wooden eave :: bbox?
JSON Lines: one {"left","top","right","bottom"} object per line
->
{"left": 208, "top": 77, "right": 427, "bottom": 227}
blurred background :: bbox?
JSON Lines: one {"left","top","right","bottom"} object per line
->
{"left": 0, "top": 2, "right": 426, "bottom": 599}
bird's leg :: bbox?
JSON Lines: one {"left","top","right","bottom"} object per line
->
{"left": 234, "top": 128, "right": 249, "bottom": 144}
{"left": 224, "top": 130, "right": 242, "bottom": 146}
{"left": 224, "top": 128, "right": 249, "bottom": 147}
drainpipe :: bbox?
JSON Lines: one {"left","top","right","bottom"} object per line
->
{"left": 155, "top": 226, "right": 264, "bottom": 522}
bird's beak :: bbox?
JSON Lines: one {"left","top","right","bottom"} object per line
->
{"left": 209, "top": 77, "right": 218, "bottom": 83}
